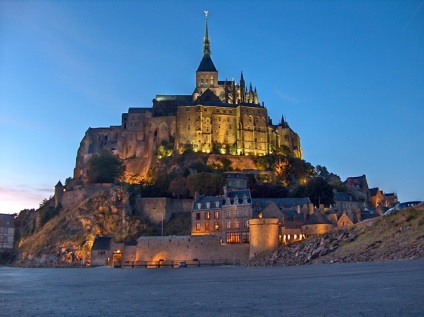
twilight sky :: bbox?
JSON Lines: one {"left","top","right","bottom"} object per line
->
{"left": 1, "top": 0, "right": 423, "bottom": 214}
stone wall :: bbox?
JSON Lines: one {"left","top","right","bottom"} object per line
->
{"left": 130, "top": 235, "right": 249, "bottom": 263}
{"left": 135, "top": 197, "right": 193, "bottom": 224}
{"left": 60, "top": 184, "right": 116, "bottom": 209}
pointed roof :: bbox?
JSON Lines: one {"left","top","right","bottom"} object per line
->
{"left": 197, "top": 88, "right": 221, "bottom": 102}
{"left": 304, "top": 211, "right": 333, "bottom": 225}
{"left": 260, "top": 201, "right": 284, "bottom": 222}
{"left": 55, "top": 180, "right": 63, "bottom": 188}
{"left": 197, "top": 11, "right": 217, "bottom": 72}
{"left": 92, "top": 236, "right": 112, "bottom": 250}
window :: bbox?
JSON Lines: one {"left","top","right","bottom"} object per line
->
{"left": 226, "top": 220, "right": 231, "bottom": 229}
{"left": 226, "top": 232, "right": 240, "bottom": 243}
{"left": 241, "top": 232, "right": 249, "bottom": 243}
{"left": 196, "top": 222, "right": 200, "bottom": 231}
{"left": 205, "top": 223, "right": 210, "bottom": 231}
{"left": 197, "top": 203, "right": 201, "bottom": 209}
{"left": 214, "top": 222, "right": 220, "bottom": 230}
{"left": 214, "top": 211, "right": 219, "bottom": 219}
{"left": 226, "top": 210, "right": 231, "bottom": 218}
{"left": 244, "top": 220, "right": 249, "bottom": 229}
{"left": 206, "top": 202, "right": 210, "bottom": 209}
{"left": 235, "top": 210, "right": 239, "bottom": 217}
{"left": 215, "top": 201, "right": 219, "bottom": 208}
{"left": 243, "top": 209, "right": 248, "bottom": 217}
{"left": 196, "top": 212, "right": 200, "bottom": 220}
{"left": 235, "top": 220, "right": 240, "bottom": 229}
{"left": 205, "top": 211, "right": 211, "bottom": 219}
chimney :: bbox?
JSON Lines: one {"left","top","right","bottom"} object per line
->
{"left": 223, "top": 186, "right": 228, "bottom": 198}
{"left": 309, "top": 204, "right": 314, "bottom": 215}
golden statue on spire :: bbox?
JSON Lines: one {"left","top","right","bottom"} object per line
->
{"left": 204, "top": 11, "right": 208, "bottom": 17}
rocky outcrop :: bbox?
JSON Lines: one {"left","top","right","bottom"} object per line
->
{"left": 15, "top": 184, "right": 140, "bottom": 267}
{"left": 248, "top": 229, "right": 358, "bottom": 266}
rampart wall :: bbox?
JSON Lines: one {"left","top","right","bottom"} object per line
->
{"left": 60, "top": 184, "right": 116, "bottom": 209}
{"left": 127, "top": 235, "right": 249, "bottom": 263}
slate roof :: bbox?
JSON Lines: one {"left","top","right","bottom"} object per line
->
{"left": 92, "top": 236, "right": 112, "bottom": 251}
{"left": 252, "top": 197, "right": 311, "bottom": 209}
{"left": 193, "top": 189, "right": 252, "bottom": 210}
{"left": 369, "top": 187, "right": 381, "bottom": 197}
{"left": 360, "top": 207, "right": 381, "bottom": 221}
{"left": 128, "top": 107, "right": 153, "bottom": 113}
{"left": 303, "top": 212, "right": 333, "bottom": 225}
{"left": 260, "top": 201, "right": 284, "bottom": 221}
{"left": 198, "top": 89, "right": 221, "bottom": 102}
{"left": 334, "top": 192, "right": 359, "bottom": 202}
{"left": 197, "top": 55, "right": 217, "bottom": 72}
{"left": 193, "top": 195, "right": 223, "bottom": 210}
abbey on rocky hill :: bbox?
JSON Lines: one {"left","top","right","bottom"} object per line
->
{"left": 74, "top": 13, "right": 302, "bottom": 181}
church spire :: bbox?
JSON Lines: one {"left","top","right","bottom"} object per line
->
{"left": 203, "top": 11, "right": 211, "bottom": 57}
{"left": 196, "top": 11, "right": 217, "bottom": 72}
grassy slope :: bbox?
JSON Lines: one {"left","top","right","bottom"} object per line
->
{"left": 314, "top": 206, "right": 424, "bottom": 263}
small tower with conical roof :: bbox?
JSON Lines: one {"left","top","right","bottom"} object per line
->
{"left": 54, "top": 180, "right": 64, "bottom": 208}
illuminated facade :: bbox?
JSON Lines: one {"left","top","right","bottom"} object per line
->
{"left": 74, "top": 13, "right": 302, "bottom": 181}
{"left": 191, "top": 188, "right": 252, "bottom": 244}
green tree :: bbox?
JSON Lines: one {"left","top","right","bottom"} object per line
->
{"left": 315, "top": 165, "right": 329, "bottom": 178}
{"left": 156, "top": 140, "right": 173, "bottom": 159}
{"left": 168, "top": 176, "right": 189, "bottom": 198}
{"left": 186, "top": 172, "right": 225, "bottom": 197}
{"left": 306, "top": 177, "right": 334, "bottom": 206}
{"left": 86, "top": 150, "right": 126, "bottom": 183}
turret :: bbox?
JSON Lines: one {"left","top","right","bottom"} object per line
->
{"left": 54, "top": 180, "right": 64, "bottom": 208}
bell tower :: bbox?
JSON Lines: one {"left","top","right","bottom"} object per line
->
{"left": 194, "top": 11, "right": 218, "bottom": 100}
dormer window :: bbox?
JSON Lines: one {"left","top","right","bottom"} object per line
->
{"left": 197, "top": 203, "right": 201, "bottom": 209}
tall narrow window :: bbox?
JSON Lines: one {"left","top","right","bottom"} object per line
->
{"left": 205, "top": 211, "right": 211, "bottom": 219}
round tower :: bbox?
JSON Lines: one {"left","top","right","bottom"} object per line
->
{"left": 249, "top": 218, "right": 279, "bottom": 259}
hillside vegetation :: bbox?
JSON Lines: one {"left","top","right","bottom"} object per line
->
{"left": 248, "top": 205, "right": 424, "bottom": 266}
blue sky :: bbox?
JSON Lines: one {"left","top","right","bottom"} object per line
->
{"left": 1, "top": 0, "right": 423, "bottom": 214}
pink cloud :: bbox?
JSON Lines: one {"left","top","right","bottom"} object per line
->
{"left": 0, "top": 185, "right": 52, "bottom": 214}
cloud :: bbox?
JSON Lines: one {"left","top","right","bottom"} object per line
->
{"left": 0, "top": 185, "right": 52, "bottom": 214}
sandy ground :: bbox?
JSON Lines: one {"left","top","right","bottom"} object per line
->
{"left": 1, "top": 259, "right": 423, "bottom": 317}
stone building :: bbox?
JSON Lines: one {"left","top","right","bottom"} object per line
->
{"left": 191, "top": 187, "right": 252, "bottom": 244}
{"left": 345, "top": 175, "right": 369, "bottom": 207}
{"left": 0, "top": 214, "right": 14, "bottom": 251}
{"left": 74, "top": 13, "right": 302, "bottom": 182}
{"left": 333, "top": 192, "right": 362, "bottom": 223}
